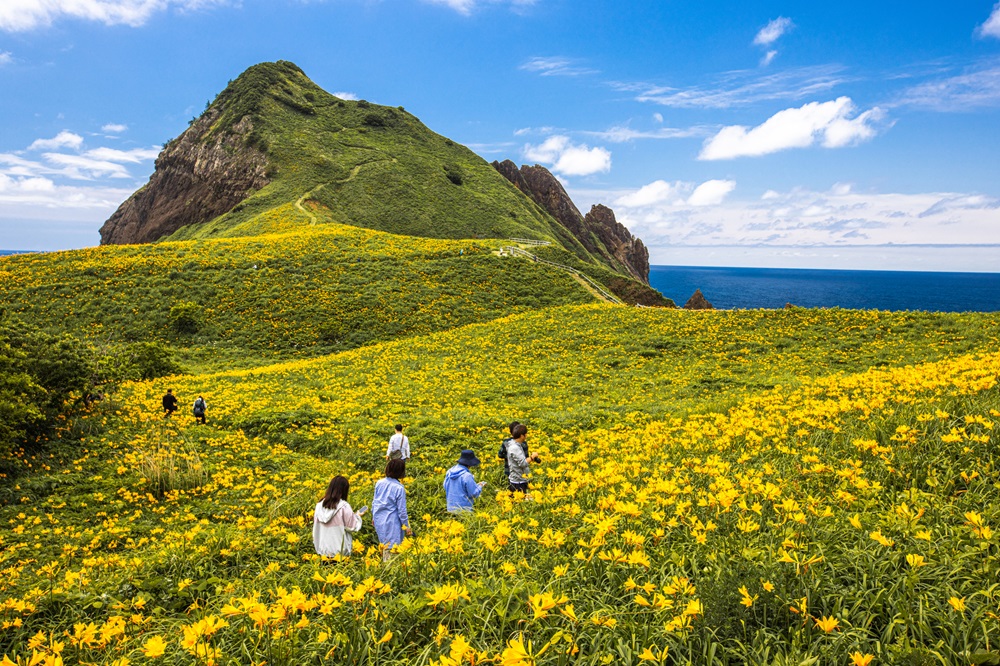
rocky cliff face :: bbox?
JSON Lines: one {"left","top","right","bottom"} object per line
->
{"left": 491, "top": 160, "right": 650, "bottom": 283}
{"left": 99, "top": 109, "right": 270, "bottom": 245}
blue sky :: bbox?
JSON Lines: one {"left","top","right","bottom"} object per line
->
{"left": 1, "top": 0, "right": 999, "bottom": 271}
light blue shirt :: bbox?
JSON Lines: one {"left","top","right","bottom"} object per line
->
{"left": 443, "top": 464, "right": 482, "bottom": 513}
{"left": 372, "top": 477, "right": 409, "bottom": 548}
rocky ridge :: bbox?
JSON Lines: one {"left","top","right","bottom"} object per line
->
{"left": 99, "top": 108, "right": 270, "bottom": 245}
{"left": 492, "top": 160, "right": 650, "bottom": 284}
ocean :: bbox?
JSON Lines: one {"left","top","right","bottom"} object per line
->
{"left": 649, "top": 266, "right": 1000, "bottom": 313}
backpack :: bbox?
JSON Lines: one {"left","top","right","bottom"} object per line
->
{"left": 498, "top": 437, "right": 512, "bottom": 461}
{"left": 193, "top": 398, "right": 205, "bottom": 416}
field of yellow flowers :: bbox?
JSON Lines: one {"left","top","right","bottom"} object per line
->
{"left": 1, "top": 304, "right": 999, "bottom": 665}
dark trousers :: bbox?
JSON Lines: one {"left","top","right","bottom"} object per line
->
{"left": 508, "top": 481, "right": 528, "bottom": 493}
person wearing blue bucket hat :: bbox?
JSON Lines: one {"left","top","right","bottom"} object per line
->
{"left": 443, "top": 449, "right": 486, "bottom": 513}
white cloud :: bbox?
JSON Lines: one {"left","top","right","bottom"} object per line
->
{"left": 652, "top": 113, "right": 663, "bottom": 123}
{"left": 619, "top": 64, "right": 848, "bottom": 109}
{"left": 569, "top": 183, "right": 1000, "bottom": 270}
{"left": 422, "top": 0, "right": 536, "bottom": 16}
{"left": 0, "top": 173, "right": 132, "bottom": 210}
{"left": 523, "top": 135, "right": 611, "bottom": 177}
{"left": 753, "top": 17, "right": 793, "bottom": 46}
{"left": 896, "top": 60, "right": 1000, "bottom": 111}
{"left": 979, "top": 2, "right": 1000, "bottom": 39}
{"left": 687, "top": 180, "right": 736, "bottom": 206}
{"left": 699, "top": 97, "right": 886, "bottom": 160}
{"left": 615, "top": 180, "right": 685, "bottom": 208}
{"left": 761, "top": 50, "right": 777, "bottom": 67}
{"left": 331, "top": 91, "right": 358, "bottom": 101}
{"left": 101, "top": 123, "right": 128, "bottom": 133}
{"left": 28, "top": 131, "right": 84, "bottom": 151}
{"left": 520, "top": 56, "right": 598, "bottom": 77}
{"left": 43, "top": 153, "right": 132, "bottom": 179}
{"left": 614, "top": 179, "right": 736, "bottom": 208}
{"left": 0, "top": 51, "right": 12, "bottom": 65}
{"left": 84, "top": 146, "right": 160, "bottom": 162}
{"left": 583, "top": 125, "right": 711, "bottom": 143}
{"left": 0, "top": 0, "right": 228, "bottom": 32}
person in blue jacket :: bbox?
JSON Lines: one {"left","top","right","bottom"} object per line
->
{"left": 372, "top": 458, "right": 412, "bottom": 561}
{"left": 443, "top": 450, "right": 486, "bottom": 513}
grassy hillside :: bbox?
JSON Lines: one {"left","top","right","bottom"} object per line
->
{"left": 0, "top": 217, "right": 600, "bottom": 372}
{"left": 160, "top": 62, "right": 606, "bottom": 270}
{"left": 2, "top": 306, "right": 999, "bottom": 664}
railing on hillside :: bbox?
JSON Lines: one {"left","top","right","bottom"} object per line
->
{"left": 501, "top": 246, "right": 624, "bottom": 305}
{"left": 508, "top": 238, "right": 552, "bottom": 246}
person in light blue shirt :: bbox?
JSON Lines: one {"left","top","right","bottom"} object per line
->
{"left": 372, "top": 459, "right": 411, "bottom": 560}
{"left": 443, "top": 450, "right": 486, "bottom": 513}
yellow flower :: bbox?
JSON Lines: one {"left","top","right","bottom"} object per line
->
{"left": 869, "top": 530, "right": 895, "bottom": 548}
{"left": 762, "top": 580, "right": 775, "bottom": 592}
{"left": 948, "top": 596, "right": 966, "bottom": 612}
{"left": 143, "top": 635, "right": 167, "bottom": 658}
{"left": 905, "top": 554, "right": 926, "bottom": 568}
{"left": 637, "top": 646, "right": 658, "bottom": 661}
{"left": 814, "top": 615, "right": 839, "bottom": 632}
{"left": 849, "top": 652, "right": 874, "bottom": 666}
{"left": 425, "top": 583, "right": 471, "bottom": 608}
{"left": 499, "top": 635, "right": 533, "bottom": 666}
{"left": 528, "top": 592, "right": 568, "bottom": 620}
{"left": 738, "top": 586, "right": 758, "bottom": 608}
{"left": 376, "top": 630, "right": 392, "bottom": 645}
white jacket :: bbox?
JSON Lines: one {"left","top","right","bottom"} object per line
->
{"left": 312, "top": 500, "right": 362, "bottom": 558}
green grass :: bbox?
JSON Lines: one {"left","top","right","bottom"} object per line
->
{"left": 0, "top": 219, "right": 601, "bottom": 373}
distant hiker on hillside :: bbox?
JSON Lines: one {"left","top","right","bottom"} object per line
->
{"left": 498, "top": 421, "right": 525, "bottom": 481}
{"left": 313, "top": 475, "right": 366, "bottom": 560}
{"left": 162, "top": 389, "right": 178, "bottom": 418}
{"left": 372, "top": 459, "right": 411, "bottom": 561}
{"left": 386, "top": 424, "right": 410, "bottom": 461}
{"left": 193, "top": 396, "right": 207, "bottom": 424}
{"left": 507, "top": 424, "right": 540, "bottom": 494}
{"left": 444, "top": 449, "right": 486, "bottom": 513}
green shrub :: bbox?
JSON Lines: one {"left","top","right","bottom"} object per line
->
{"left": 169, "top": 301, "right": 204, "bottom": 334}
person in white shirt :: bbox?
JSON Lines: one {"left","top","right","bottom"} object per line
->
{"left": 386, "top": 424, "right": 410, "bottom": 461}
{"left": 313, "top": 475, "right": 366, "bottom": 560}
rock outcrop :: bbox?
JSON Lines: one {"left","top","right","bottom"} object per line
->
{"left": 491, "top": 160, "right": 650, "bottom": 283}
{"left": 99, "top": 107, "right": 270, "bottom": 245}
{"left": 684, "top": 289, "right": 714, "bottom": 310}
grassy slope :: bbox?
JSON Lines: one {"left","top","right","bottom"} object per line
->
{"left": 1, "top": 307, "right": 999, "bottom": 664}
{"left": 0, "top": 216, "right": 597, "bottom": 372}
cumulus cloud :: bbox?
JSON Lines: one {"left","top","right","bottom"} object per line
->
{"left": 422, "top": 0, "right": 536, "bottom": 16}
{"left": 520, "top": 56, "right": 598, "bottom": 77}
{"left": 331, "top": 91, "right": 358, "bottom": 101}
{"left": 101, "top": 123, "right": 128, "bottom": 133}
{"left": 0, "top": 0, "right": 228, "bottom": 32}
{"left": 614, "top": 179, "right": 735, "bottom": 208}
{"left": 28, "top": 131, "right": 84, "bottom": 151}
{"left": 523, "top": 135, "right": 611, "bottom": 177}
{"left": 615, "top": 180, "right": 686, "bottom": 208}
{"left": 0, "top": 51, "right": 12, "bottom": 65}
{"left": 699, "top": 97, "right": 886, "bottom": 160}
{"left": 687, "top": 180, "right": 736, "bottom": 206}
{"left": 979, "top": 2, "right": 1000, "bottom": 39}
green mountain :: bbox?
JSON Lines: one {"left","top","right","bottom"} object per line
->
{"left": 99, "top": 61, "right": 658, "bottom": 300}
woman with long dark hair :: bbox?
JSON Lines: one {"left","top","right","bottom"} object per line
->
{"left": 313, "top": 475, "right": 366, "bottom": 559}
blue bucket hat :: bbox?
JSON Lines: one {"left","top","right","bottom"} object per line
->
{"left": 457, "top": 449, "right": 481, "bottom": 467}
